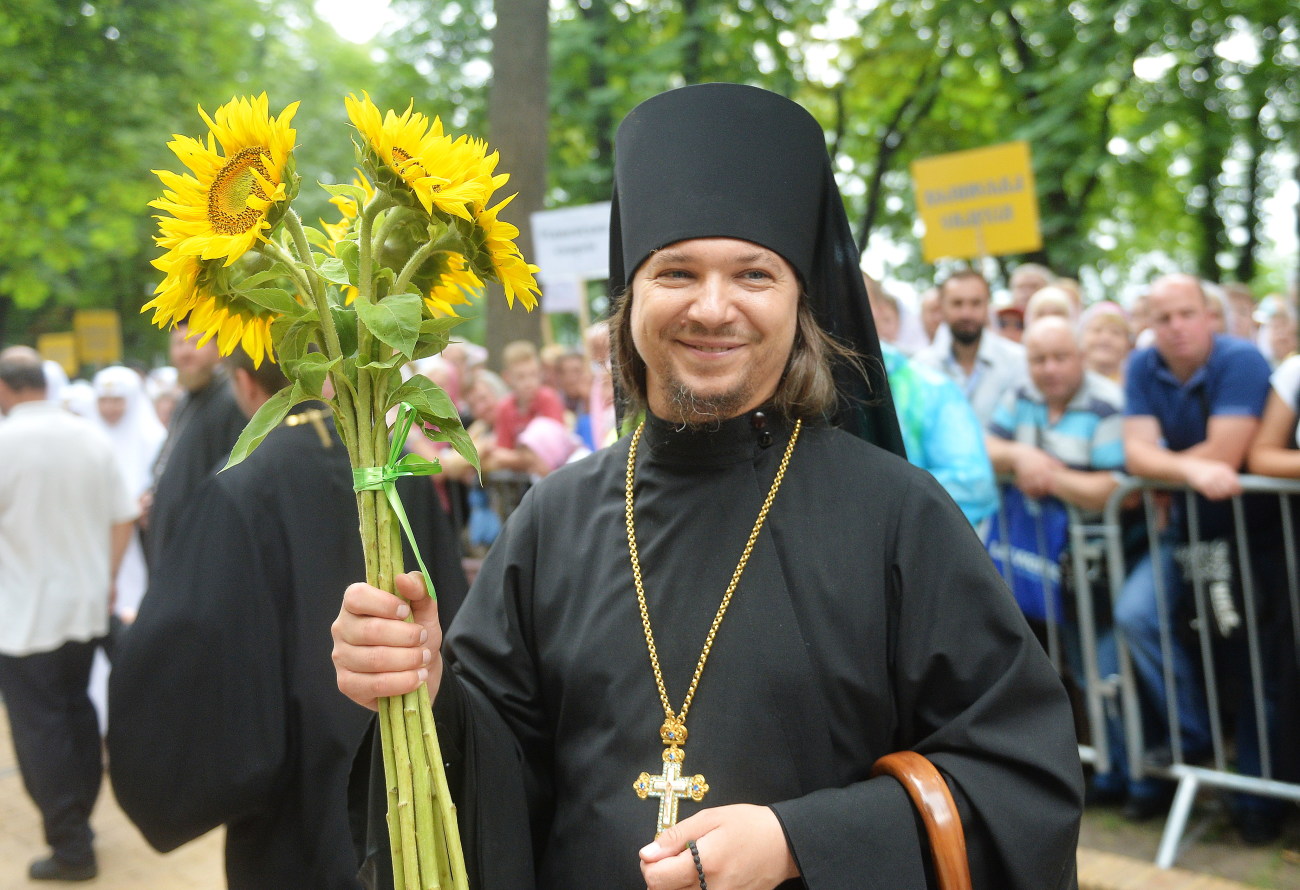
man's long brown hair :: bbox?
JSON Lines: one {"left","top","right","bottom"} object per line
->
{"left": 607, "top": 287, "right": 861, "bottom": 423}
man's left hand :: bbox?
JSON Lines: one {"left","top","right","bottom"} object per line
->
{"left": 639, "top": 804, "right": 798, "bottom": 890}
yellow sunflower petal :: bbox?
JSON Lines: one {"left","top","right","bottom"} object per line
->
{"left": 474, "top": 196, "right": 540, "bottom": 310}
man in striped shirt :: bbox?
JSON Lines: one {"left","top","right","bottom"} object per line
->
{"left": 986, "top": 316, "right": 1125, "bottom": 515}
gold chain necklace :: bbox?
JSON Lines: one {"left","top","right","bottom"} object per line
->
{"left": 627, "top": 417, "right": 802, "bottom": 835}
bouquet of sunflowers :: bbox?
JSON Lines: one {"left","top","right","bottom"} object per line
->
{"left": 146, "top": 91, "right": 540, "bottom": 890}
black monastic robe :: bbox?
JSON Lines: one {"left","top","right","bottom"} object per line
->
{"left": 145, "top": 369, "right": 246, "bottom": 567}
{"left": 109, "top": 409, "right": 468, "bottom": 889}
{"left": 357, "top": 410, "right": 1082, "bottom": 889}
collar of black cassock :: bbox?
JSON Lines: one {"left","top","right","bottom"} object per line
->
{"left": 609, "top": 83, "right": 906, "bottom": 458}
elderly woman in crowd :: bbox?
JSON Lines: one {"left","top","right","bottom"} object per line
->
{"left": 1079, "top": 301, "right": 1132, "bottom": 384}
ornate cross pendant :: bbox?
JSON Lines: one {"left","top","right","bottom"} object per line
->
{"left": 633, "top": 741, "right": 709, "bottom": 835}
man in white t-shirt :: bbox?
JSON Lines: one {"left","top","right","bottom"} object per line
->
{"left": 914, "top": 269, "right": 1027, "bottom": 427}
{"left": 0, "top": 347, "right": 137, "bottom": 882}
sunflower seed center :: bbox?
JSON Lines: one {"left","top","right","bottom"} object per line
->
{"left": 209, "top": 146, "right": 271, "bottom": 235}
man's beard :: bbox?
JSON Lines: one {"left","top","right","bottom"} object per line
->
{"left": 950, "top": 323, "right": 983, "bottom": 346}
{"left": 662, "top": 373, "right": 752, "bottom": 430}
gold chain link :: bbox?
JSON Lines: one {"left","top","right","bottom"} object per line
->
{"left": 625, "top": 418, "right": 802, "bottom": 725}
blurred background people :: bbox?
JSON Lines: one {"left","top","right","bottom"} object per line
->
{"left": 0, "top": 347, "right": 136, "bottom": 882}
{"left": 915, "top": 269, "right": 1027, "bottom": 427}
{"left": 1009, "top": 262, "right": 1055, "bottom": 311}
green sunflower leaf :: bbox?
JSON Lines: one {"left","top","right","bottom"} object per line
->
{"left": 239, "top": 263, "right": 294, "bottom": 289}
{"left": 355, "top": 290, "right": 422, "bottom": 359}
{"left": 271, "top": 311, "right": 320, "bottom": 360}
{"left": 282, "top": 353, "right": 339, "bottom": 398}
{"left": 330, "top": 306, "right": 359, "bottom": 357}
{"left": 336, "top": 239, "right": 360, "bottom": 281}
{"left": 420, "top": 413, "right": 479, "bottom": 477}
{"left": 302, "top": 225, "right": 332, "bottom": 251}
{"left": 387, "top": 372, "right": 459, "bottom": 418}
{"left": 318, "top": 257, "right": 354, "bottom": 287}
{"left": 222, "top": 382, "right": 309, "bottom": 472}
{"left": 241, "top": 287, "right": 305, "bottom": 317}
{"left": 358, "top": 354, "right": 409, "bottom": 371}
{"left": 411, "top": 315, "right": 469, "bottom": 360}
{"left": 388, "top": 383, "right": 478, "bottom": 474}
{"left": 421, "top": 316, "right": 470, "bottom": 336}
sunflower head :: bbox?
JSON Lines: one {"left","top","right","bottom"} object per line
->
{"left": 345, "top": 92, "right": 499, "bottom": 223}
{"left": 144, "top": 249, "right": 283, "bottom": 367}
{"left": 416, "top": 252, "right": 483, "bottom": 318}
{"left": 150, "top": 93, "right": 299, "bottom": 267}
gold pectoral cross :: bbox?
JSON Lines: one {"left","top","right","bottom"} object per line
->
{"left": 633, "top": 719, "right": 708, "bottom": 835}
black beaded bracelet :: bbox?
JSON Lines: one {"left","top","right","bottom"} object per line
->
{"left": 687, "top": 840, "right": 708, "bottom": 890}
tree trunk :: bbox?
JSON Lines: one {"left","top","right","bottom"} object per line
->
{"left": 1191, "top": 54, "right": 1225, "bottom": 283}
{"left": 485, "top": 0, "right": 548, "bottom": 367}
{"left": 580, "top": 0, "right": 614, "bottom": 190}
{"left": 681, "top": 0, "right": 703, "bottom": 83}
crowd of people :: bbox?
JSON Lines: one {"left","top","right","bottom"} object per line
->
{"left": 871, "top": 265, "right": 1300, "bottom": 847}
{"left": 0, "top": 81, "right": 1297, "bottom": 887}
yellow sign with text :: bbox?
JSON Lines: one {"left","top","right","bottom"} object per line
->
{"left": 74, "top": 309, "right": 123, "bottom": 365}
{"left": 911, "top": 141, "right": 1041, "bottom": 262}
{"left": 37, "top": 332, "right": 79, "bottom": 376}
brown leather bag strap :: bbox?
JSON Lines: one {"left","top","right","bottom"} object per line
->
{"left": 871, "top": 751, "right": 973, "bottom": 890}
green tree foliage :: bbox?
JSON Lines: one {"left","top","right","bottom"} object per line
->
{"left": 821, "top": 0, "right": 1299, "bottom": 296}
{"left": 0, "top": 0, "right": 427, "bottom": 360}
{"left": 0, "top": 0, "right": 265, "bottom": 350}
{"left": 7, "top": 0, "right": 1297, "bottom": 361}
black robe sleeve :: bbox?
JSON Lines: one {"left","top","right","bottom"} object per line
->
{"left": 770, "top": 473, "right": 1081, "bottom": 890}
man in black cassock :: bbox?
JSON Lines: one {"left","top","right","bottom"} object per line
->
{"left": 143, "top": 319, "right": 247, "bottom": 568}
{"left": 334, "top": 84, "right": 1082, "bottom": 890}
{"left": 107, "top": 352, "right": 468, "bottom": 889}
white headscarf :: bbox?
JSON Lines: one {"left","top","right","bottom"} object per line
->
{"left": 42, "top": 360, "right": 69, "bottom": 404}
{"left": 93, "top": 366, "right": 167, "bottom": 499}
{"left": 62, "top": 379, "right": 97, "bottom": 419}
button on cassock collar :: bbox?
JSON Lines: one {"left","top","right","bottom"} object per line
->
{"left": 641, "top": 408, "right": 795, "bottom": 467}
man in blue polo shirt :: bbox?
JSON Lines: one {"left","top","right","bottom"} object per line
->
{"left": 1118, "top": 272, "right": 1271, "bottom": 822}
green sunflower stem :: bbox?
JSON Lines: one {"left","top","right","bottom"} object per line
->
{"left": 393, "top": 240, "right": 441, "bottom": 297}
{"left": 283, "top": 210, "right": 347, "bottom": 366}
{"left": 352, "top": 378, "right": 467, "bottom": 890}
{"left": 256, "top": 240, "right": 317, "bottom": 303}
{"left": 359, "top": 193, "right": 397, "bottom": 303}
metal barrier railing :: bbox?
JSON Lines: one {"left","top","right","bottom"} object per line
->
{"left": 992, "top": 474, "right": 1300, "bottom": 867}
{"left": 988, "top": 483, "right": 1115, "bottom": 776}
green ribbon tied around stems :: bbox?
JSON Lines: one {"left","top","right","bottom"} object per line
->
{"left": 352, "top": 402, "right": 442, "bottom": 601}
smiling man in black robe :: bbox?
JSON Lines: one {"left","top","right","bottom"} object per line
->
{"left": 333, "top": 83, "right": 1082, "bottom": 890}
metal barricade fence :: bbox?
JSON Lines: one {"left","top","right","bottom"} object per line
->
{"left": 992, "top": 475, "right": 1300, "bottom": 867}
{"left": 989, "top": 482, "right": 1116, "bottom": 778}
